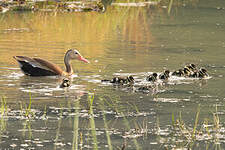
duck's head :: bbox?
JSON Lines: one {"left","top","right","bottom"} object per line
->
{"left": 186, "top": 63, "right": 196, "bottom": 71}
{"left": 66, "top": 49, "right": 89, "bottom": 63}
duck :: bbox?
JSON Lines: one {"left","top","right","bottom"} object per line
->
{"left": 13, "top": 49, "right": 89, "bottom": 76}
{"left": 171, "top": 69, "right": 184, "bottom": 77}
{"left": 146, "top": 73, "right": 158, "bottom": 82}
{"left": 60, "top": 78, "right": 71, "bottom": 88}
{"left": 159, "top": 70, "right": 170, "bottom": 80}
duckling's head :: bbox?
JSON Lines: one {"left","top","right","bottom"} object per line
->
{"left": 190, "top": 63, "right": 196, "bottom": 69}
{"left": 200, "top": 68, "right": 207, "bottom": 73}
{"left": 153, "top": 73, "right": 158, "bottom": 78}
{"left": 127, "top": 75, "right": 134, "bottom": 82}
{"left": 164, "top": 70, "right": 170, "bottom": 75}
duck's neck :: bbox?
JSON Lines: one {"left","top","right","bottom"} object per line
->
{"left": 64, "top": 54, "right": 73, "bottom": 75}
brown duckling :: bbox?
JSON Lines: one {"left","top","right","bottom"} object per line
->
{"left": 146, "top": 73, "right": 158, "bottom": 82}
{"left": 159, "top": 70, "right": 170, "bottom": 80}
{"left": 60, "top": 78, "right": 71, "bottom": 88}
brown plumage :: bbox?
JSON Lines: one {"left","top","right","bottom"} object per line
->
{"left": 13, "top": 49, "right": 89, "bottom": 76}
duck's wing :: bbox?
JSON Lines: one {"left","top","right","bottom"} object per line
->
{"left": 13, "top": 56, "right": 63, "bottom": 76}
{"left": 33, "top": 58, "right": 63, "bottom": 75}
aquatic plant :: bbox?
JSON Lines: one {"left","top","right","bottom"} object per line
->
{"left": 72, "top": 100, "right": 80, "bottom": 150}
{"left": 88, "top": 93, "right": 98, "bottom": 149}
{"left": 169, "top": 105, "right": 224, "bottom": 149}
{"left": 0, "top": 96, "right": 8, "bottom": 117}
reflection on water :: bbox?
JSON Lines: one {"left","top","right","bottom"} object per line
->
{"left": 1, "top": 0, "right": 225, "bottom": 149}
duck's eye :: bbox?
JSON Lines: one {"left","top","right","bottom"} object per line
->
{"left": 74, "top": 51, "right": 78, "bottom": 55}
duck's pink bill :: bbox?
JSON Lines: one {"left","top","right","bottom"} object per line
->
{"left": 79, "top": 56, "right": 90, "bottom": 63}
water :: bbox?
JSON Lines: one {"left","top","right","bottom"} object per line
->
{"left": 0, "top": 0, "right": 225, "bottom": 149}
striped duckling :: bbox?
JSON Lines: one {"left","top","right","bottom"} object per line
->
{"left": 60, "top": 78, "right": 71, "bottom": 88}
{"left": 159, "top": 70, "right": 170, "bottom": 80}
{"left": 198, "top": 68, "right": 209, "bottom": 78}
{"left": 146, "top": 73, "right": 158, "bottom": 82}
{"left": 190, "top": 68, "right": 209, "bottom": 78}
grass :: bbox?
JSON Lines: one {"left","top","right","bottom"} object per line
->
{"left": 0, "top": 93, "right": 224, "bottom": 149}
{"left": 169, "top": 105, "right": 223, "bottom": 149}
{"left": 88, "top": 93, "right": 98, "bottom": 150}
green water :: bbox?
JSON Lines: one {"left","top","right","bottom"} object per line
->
{"left": 0, "top": 0, "right": 225, "bottom": 149}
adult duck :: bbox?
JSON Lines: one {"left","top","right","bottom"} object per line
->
{"left": 13, "top": 49, "right": 89, "bottom": 76}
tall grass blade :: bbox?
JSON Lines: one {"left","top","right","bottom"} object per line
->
{"left": 88, "top": 93, "right": 98, "bottom": 150}
{"left": 168, "top": 0, "right": 173, "bottom": 14}
{"left": 192, "top": 105, "right": 200, "bottom": 139}
{"left": 72, "top": 101, "right": 80, "bottom": 150}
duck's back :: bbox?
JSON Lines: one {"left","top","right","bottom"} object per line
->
{"left": 14, "top": 56, "right": 63, "bottom": 76}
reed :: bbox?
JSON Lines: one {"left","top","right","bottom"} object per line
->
{"left": 170, "top": 105, "right": 223, "bottom": 149}
{"left": 0, "top": 96, "right": 7, "bottom": 116}
{"left": 88, "top": 93, "right": 98, "bottom": 150}
{"left": 25, "top": 93, "right": 33, "bottom": 118}
{"left": 72, "top": 100, "right": 80, "bottom": 150}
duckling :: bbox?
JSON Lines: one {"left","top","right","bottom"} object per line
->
{"left": 124, "top": 75, "right": 135, "bottom": 84}
{"left": 198, "top": 68, "right": 209, "bottom": 78}
{"left": 146, "top": 73, "right": 158, "bottom": 82}
{"left": 172, "top": 69, "right": 184, "bottom": 77}
{"left": 189, "top": 68, "right": 209, "bottom": 78}
{"left": 60, "top": 78, "right": 71, "bottom": 88}
{"left": 102, "top": 75, "right": 134, "bottom": 84}
{"left": 159, "top": 70, "right": 170, "bottom": 80}
{"left": 183, "top": 67, "right": 192, "bottom": 77}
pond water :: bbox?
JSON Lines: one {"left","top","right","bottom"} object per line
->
{"left": 0, "top": 0, "right": 225, "bottom": 149}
